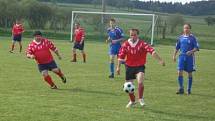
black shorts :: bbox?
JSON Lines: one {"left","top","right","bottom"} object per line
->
{"left": 73, "top": 41, "right": 84, "bottom": 50}
{"left": 125, "top": 65, "right": 145, "bottom": 80}
{"left": 13, "top": 34, "right": 22, "bottom": 42}
{"left": 38, "top": 61, "right": 58, "bottom": 72}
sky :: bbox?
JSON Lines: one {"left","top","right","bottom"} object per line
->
{"left": 140, "top": 0, "right": 206, "bottom": 4}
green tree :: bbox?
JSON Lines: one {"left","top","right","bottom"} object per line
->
{"left": 168, "top": 14, "right": 184, "bottom": 33}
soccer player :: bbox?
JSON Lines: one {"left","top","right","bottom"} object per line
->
{"left": 173, "top": 24, "right": 199, "bottom": 95}
{"left": 117, "top": 29, "right": 165, "bottom": 108}
{"left": 71, "top": 23, "right": 86, "bottom": 63}
{"left": 9, "top": 20, "right": 24, "bottom": 53}
{"left": 107, "top": 18, "right": 124, "bottom": 78}
{"left": 26, "top": 31, "right": 67, "bottom": 89}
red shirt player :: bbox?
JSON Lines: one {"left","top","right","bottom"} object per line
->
{"left": 117, "top": 29, "right": 165, "bottom": 108}
{"left": 10, "top": 20, "right": 25, "bottom": 53}
{"left": 26, "top": 31, "right": 67, "bottom": 89}
{"left": 71, "top": 23, "right": 86, "bottom": 63}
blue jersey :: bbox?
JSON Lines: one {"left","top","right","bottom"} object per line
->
{"left": 176, "top": 34, "right": 199, "bottom": 72}
{"left": 107, "top": 26, "right": 124, "bottom": 45}
{"left": 176, "top": 34, "right": 199, "bottom": 55}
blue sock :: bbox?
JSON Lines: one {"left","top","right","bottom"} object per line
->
{"left": 178, "top": 76, "right": 184, "bottom": 89}
{"left": 110, "top": 63, "right": 114, "bottom": 75}
{"left": 188, "top": 77, "right": 193, "bottom": 92}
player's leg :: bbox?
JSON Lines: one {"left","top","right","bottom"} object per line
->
{"left": 186, "top": 56, "right": 195, "bottom": 95}
{"left": 125, "top": 65, "right": 136, "bottom": 108}
{"left": 41, "top": 70, "right": 57, "bottom": 89}
{"left": 81, "top": 50, "right": 86, "bottom": 63}
{"left": 109, "top": 54, "right": 115, "bottom": 78}
{"left": 52, "top": 68, "right": 67, "bottom": 83}
{"left": 9, "top": 39, "right": 16, "bottom": 53}
{"left": 187, "top": 72, "right": 193, "bottom": 95}
{"left": 71, "top": 47, "right": 77, "bottom": 62}
{"left": 136, "top": 72, "right": 145, "bottom": 106}
{"left": 18, "top": 41, "right": 22, "bottom": 53}
{"left": 176, "top": 55, "right": 185, "bottom": 94}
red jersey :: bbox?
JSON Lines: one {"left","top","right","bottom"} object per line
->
{"left": 12, "top": 24, "right": 24, "bottom": 35}
{"left": 118, "top": 39, "right": 155, "bottom": 67}
{"left": 74, "top": 27, "right": 85, "bottom": 42}
{"left": 26, "top": 38, "right": 57, "bottom": 64}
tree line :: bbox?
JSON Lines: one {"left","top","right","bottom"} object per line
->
{"left": 0, "top": 0, "right": 72, "bottom": 31}
{"left": 39, "top": 0, "right": 215, "bottom": 16}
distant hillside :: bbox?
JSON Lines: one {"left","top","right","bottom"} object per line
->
{"left": 38, "top": 0, "right": 215, "bottom": 16}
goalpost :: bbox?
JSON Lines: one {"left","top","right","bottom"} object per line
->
{"left": 71, "top": 11, "right": 156, "bottom": 45}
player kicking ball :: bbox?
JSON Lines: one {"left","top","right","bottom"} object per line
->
{"left": 173, "top": 24, "right": 199, "bottom": 95}
{"left": 117, "top": 29, "right": 165, "bottom": 108}
{"left": 26, "top": 31, "right": 67, "bottom": 89}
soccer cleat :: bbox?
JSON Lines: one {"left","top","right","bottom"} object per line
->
{"left": 108, "top": 74, "right": 114, "bottom": 78}
{"left": 51, "top": 85, "right": 58, "bottom": 89}
{"left": 139, "top": 98, "right": 145, "bottom": 107}
{"left": 176, "top": 88, "right": 184, "bottom": 94}
{"left": 61, "top": 76, "right": 67, "bottom": 83}
{"left": 186, "top": 89, "right": 191, "bottom": 95}
{"left": 126, "top": 101, "right": 136, "bottom": 108}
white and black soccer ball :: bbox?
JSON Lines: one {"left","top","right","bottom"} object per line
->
{"left": 123, "top": 82, "right": 135, "bottom": 93}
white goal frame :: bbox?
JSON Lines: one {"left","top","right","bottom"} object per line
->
{"left": 71, "top": 11, "right": 156, "bottom": 45}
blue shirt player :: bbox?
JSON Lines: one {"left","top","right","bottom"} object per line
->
{"left": 173, "top": 24, "right": 199, "bottom": 95}
{"left": 107, "top": 18, "right": 124, "bottom": 78}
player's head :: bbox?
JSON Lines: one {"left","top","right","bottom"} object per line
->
{"left": 109, "top": 18, "right": 116, "bottom": 28}
{"left": 183, "top": 23, "right": 191, "bottom": 34}
{"left": 129, "top": 29, "right": 139, "bottom": 40}
{"left": 33, "top": 31, "right": 43, "bottom": 42}
{"left": 75, "top": 22, "right": 80, "bottom": 29}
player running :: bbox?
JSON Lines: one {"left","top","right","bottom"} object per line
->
{"left": 9, "top": 20, "right": 24, "bottom": 53}
{"left": 71, "top": 23, "right": 86, "bottom": 63}
{"left": 117, "top": 29, "right": 165, "bottom": 108}
{"left": 107, "top": 18, "right": 124, "bottom": 78}
{"left": 26, "top": 31, "right": 67, "bottom": 89}
{"left": 173, "top": 24, "right": 199, "bottom": 95}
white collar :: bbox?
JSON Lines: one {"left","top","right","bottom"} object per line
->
{"left": 128, "top": 38, "right": 139, "bottom": 47}
{"left": 33, "top": 40, "right": 41, "bottom": 45}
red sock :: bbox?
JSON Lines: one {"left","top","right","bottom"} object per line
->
{"left": 11, "top": 44, "right": 15, "bottom": 51}
{"left": 138, "top": 83, "right": 144, "bottom": 99}
{"left": 83, "top": 53, "right": 86, "bottom": 62}
{"left": 129, "top": 93, "right": 135, "bottom": 102}
{"left": 54, "top": 69, "right": 64, "bottom": 78}
{"left": 44, "top": 75, "right": 55, "bottom": 87}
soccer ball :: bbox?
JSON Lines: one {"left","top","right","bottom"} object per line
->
{"left": 123, "top": 82, "right": 135, "bottom": 93}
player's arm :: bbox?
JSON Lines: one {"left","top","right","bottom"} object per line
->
{"left": 112, "top": 29, "right": 124, "bottom": 44}
{"left": 186, "top": 37, "right": 200, "bottom": 56}
{"left": 48, "top": 40, "right": 62, "bottom": 60}
{"left": 26, "top": 45, "right": 35, "bottom": 59}
{"left": 152, "top": 52, "right": 165, "bottom": 66}
{"left": 173, "top": 39, "right": 180, "bottom": 62}
{"left": 117, "top": 45, "right": 126, "bottom": 74}
{"left": 79, "top": 29, "right": 85, "bottom": 44}
{"left": 112, "top": 37, "right": 124, "bottom": 44}
{"left": 145, "top": 43, "right": 165, "bottom": 66}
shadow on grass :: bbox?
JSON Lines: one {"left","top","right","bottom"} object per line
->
{"left": 57, "top": 88, "right": 120, "bottom": 96}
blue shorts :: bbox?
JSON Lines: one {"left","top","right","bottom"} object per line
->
{"left": 73, "top": 41, "right": 84, "bottom": 50}
{"left": 178, "top": 55, "right": 195, "bottom": 72}
{"left": 109, "top": 44, "right": 121, "bottom": 55}
{"left": 13, "top": 34, "right": 22, "bottom": 42}
{"left": 38, "top": 61, "right": 58, "bottom": 72}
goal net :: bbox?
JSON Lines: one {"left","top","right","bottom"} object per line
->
{"left": 71, "top": 11, "right": 156, "bottom": 45}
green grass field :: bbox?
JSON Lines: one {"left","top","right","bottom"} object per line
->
{"left": 0, "top": 37, "right": 215, "bottom": 121}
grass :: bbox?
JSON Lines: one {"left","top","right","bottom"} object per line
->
{"left": 0, "top": 37, "right": 215, "bottom": 121}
